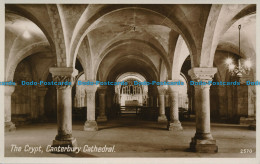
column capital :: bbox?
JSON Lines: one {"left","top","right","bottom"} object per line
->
{"left": 188, "top": 67, "right": 217, "bottom": 82}
{"left": 85, "top": 83, "right": 98, "bottom": 93}
{"left": 49, "top": 67, "right": 78, "bottom": 76}
{"left": 157, "top": 85, "right": 167, "bottom": 95}
{"left": 193, "top": 84, "right": 211, "bottom": 90}
{"left": 98, "top": 86, "right": 107, "bottom": 94}
{"left": 5, "top": 85, "right": 15, "bottom": 96}
{"left": 49, "top": 67, "right": 78, "bottom": 89}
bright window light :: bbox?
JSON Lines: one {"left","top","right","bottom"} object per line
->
{"left": 225, "top": 58, "right": 233, "bottom": 65}
{"left": 229, "top": 64, "right": 235, "bottom": 70}
{"left": 244, "top": 59, "right": 252, "bottom": 68}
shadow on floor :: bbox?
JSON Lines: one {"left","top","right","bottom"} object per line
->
{"left": 98, "top": 124, "right": 167, "bottom": 131}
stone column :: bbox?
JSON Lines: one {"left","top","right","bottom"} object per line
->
{"left": 167, "top": 82, "right": 183, "bottom": 131}
{"left": 84, "top": 84, "right": 98, "bottom": 131}
{"left": 37, "top": 87, "right": 48, "bottom": 121}
{"left": 149, "top": 96, "right": 153, "bottom": 107}
{"left": 188, "top": 67, "right": 218, "bottom": 153}
{"left": 49, "top": 67, "right": 78, "bottom": 148}
{"left": 157, "top": 86, "right": 167, "bottom": 122}
{"left": 5, "top": 85, "right": 16, "bottom": 132}
{"left": 165, "top": 94, "right": 169, "bottom": 107}
{"left": 97, "top": 86, "right": 107, "bottom": 122}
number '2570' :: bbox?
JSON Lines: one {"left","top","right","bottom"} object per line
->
{"left": 240, "top": 149, "right": 253, "bottom": 153}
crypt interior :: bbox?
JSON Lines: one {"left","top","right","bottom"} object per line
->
{"left": 4, "top": 4, "right": 256, "bottom": 157}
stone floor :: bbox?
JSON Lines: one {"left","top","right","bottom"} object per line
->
{"left": 5, "top": 115, "right": 256, "bottom": 158}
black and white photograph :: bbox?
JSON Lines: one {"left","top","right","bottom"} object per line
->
{"left": 1, "top": 1, "right": 259, "bottom": 164}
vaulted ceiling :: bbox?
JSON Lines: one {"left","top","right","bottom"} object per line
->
{"left": 5, "top": 4, "right": 256, "bottom": 82}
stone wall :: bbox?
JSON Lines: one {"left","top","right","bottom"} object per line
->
{"left": 210, "top": 50, "right": 256, "bottom": 123}
{"left": 11, "top": 54, "right": 57, "bottom": 124}
{"left": 12, "top": 60, "right": 38, "bottom": 124}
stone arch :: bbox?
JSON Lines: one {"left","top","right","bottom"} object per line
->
{"left": 76, "top": 55, "right": 87, "bottom": 79}
{"left": 199, "top": 4, "right": 223, "bottom": 67}
{"left": 74, "top": 36, "right": 93, "bottom": 80}
{"left": 95, "top": 39, "right": 170, "bottom": 80}
{"left": 180, "top": 72, "right": 188, "bottom": 85}
{"left": 199, "top": 4, "right": 256, "bottom": 67}
{"left": 115, "top": 72, "right": 148, "bottom": 94}
{"left": 73, "top": 73, "right": 86, "bottom": 108}
{"left": 96, "top": 29, "right": 169, "bottom": 63}
{"left": 6, "top": 41, "right": 51, "bottom": 81}
{"left": 217, "top": 42, "right": 247, "bottom": 59}
{"left": 98, "top": 53, "right": 159, "bottom": 82}
{"left": 69, "top": 5, "right": 196, "bottom": 68}
{"left": 116, "top": 72, "right": 148, "bottom": 106}
{"left": 172, "top": 35, "right": 190, "bottom": 79}
{"left": 40, "top": 60, "right": 57, "bottom": 82}
{"left": 230, "top": 4, "right": 256, "bottom": 27}
{"left": 178, "top": 73, "right": 189, "bottom": 109}
{"left": 116, "top": 72, "right": 147, "bottom": 83}
{"left": 75, "top": 71, "right": 85, "bottom": 83}
{"left": 46, "top": 5, "right": 68, "bottom": 67}
{"left": 6, "top": 4, "right": 68, "bottom": 67}
{"left": 159, "top": 60, "right": 169, "bottom": 81}
{"left": 5, "top": 5, "right": 55, "bottom": 53}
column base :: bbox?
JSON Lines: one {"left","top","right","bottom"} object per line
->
{"left": 84, "top": 120, "right": 98, "bottom": 131}
{"left": 157, "top": 115, "right": 167, "bottom": 123}
{"left": 51, "top": 137, "right": 77, "bottom": 153}
{"left": 97, "top": 115, "right": 107, "bottom": 122}
{"left": 5, "top": 121, "right": 16, "bottom": 132}
{"left": 167, "top": 121, "right": 183, "bottom": 131}
{"left": 190, "top": 135, "right": 218, "bottom": 153}
{"left": 240, "top": 116, "right": 256, "bottom": 125}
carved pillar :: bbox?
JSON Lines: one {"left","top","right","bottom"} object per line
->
{"left": 84, "top": 84, "right": 98, "bottom": 131}
{"left": 37, "top": 87, "right": 48, "bottom": 120}
{"left": 5, "top": 85, "right": 16, "bottom": 132}
{"left": 157, "top": 86, "right": 167, "bottom": 123}
{"left": 168, "top": 81, "right": 183, "bottom": 131}
{"left": 97, "top": 86, "right": 107, "bottom": 122}
{"left": 49, "top": 67, "right": 78, "bottom": 148}
{"left": 188, "top": 67, "right": 218, "bottom": 153}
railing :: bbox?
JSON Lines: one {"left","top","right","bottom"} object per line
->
{"left": 120, "top": 106, "right": 141, "bottom": 115}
